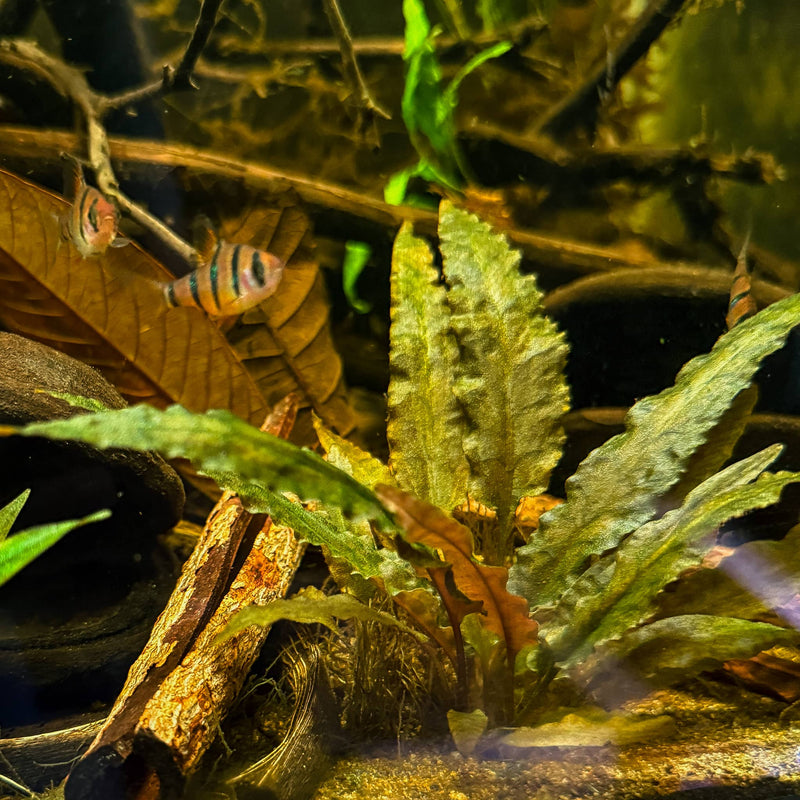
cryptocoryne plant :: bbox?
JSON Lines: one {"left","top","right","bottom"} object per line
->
{"left": 9, "top": 202, "right": 800, "bottom": 746}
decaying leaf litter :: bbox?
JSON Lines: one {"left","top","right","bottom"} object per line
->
{"left": 1, "top": 0, "right": 800, "bottom": 798}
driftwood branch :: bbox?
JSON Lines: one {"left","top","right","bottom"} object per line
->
{"left": 63, "top": 395, "right": 307, "bottom": 800}
{"left": 1, "top": 124, "right": 794, "bottom": 287}
{"left": 535, "top": 0, "right": 689, "bottom": 139}
{"left": 461, "top": 121, "right": 783, "bottom": 187}
{"left": 99, "top": 0, "right": 225, "bottom": 112}
{"left": 322, "top": 0, "right": 389, "bottom": 122}
{"left": 172, "top": 0, "right": 225, "bottom": 90}
{"left": 0, "top": 40, "right": 197, "bottom": 265}
{"left": 0, "top": 0, "right": 224, "bottom": 266}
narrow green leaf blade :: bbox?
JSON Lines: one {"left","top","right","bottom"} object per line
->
{"left": 546, "top": 448, "right": 800, "bottom": 667}
{"left": 221, "top": 586, "right": 421, "bottom": 640}
{"left": 442, "top": 41, "right": 512, "bottom": 113}
{"left": 510, "top": 291, "right": 800, "bottom": 609}
{"left": 654, "top": 522, "right": 800, "bottom": 621}
{"left": 11, "top": 405, "right": 393, "bottom": 527}
{"left": 388, "top": 222, "right": 469, "bottom": 511}
{"left": 342, "top": 241, "right": 373, "bottom": 314}
{"left": 0, "top": 509, "right": 111, "bottom": 586}
{"left": 0, "top": 488, "right": 30, "bottom": 542}
{"left": 575, "top": 615, "right": 799, "bottom": 687}
{"left": 439, "top": 201, "right": 569, "bottom": 553}
{"left": 400, "top": 0, "right": 461, "bottom": 187}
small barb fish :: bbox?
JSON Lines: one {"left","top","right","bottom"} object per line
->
{"left": 726, "top": 232, "right": 757, "bottom": 331}
{"left": 60, "top": 157, "right": 127, "bottom": 258}
{"left": 163, "top": 221, "right": 285, "bottom": 317}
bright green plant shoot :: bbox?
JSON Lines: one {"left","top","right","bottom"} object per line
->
{"left": 385, "top": 0, "right": 511, "bottom": 205}
{"left": 9, "top": 203, "right": 800, "bottom": 743}
{"left": 0, "top": 489, "right": 110, "bottom": 587}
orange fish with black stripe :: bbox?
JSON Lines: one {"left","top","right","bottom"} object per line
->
{"left": 162, "top": 221, "right": 285, "bottom": 317}
{"left": 60, "top": 156, "right": 127, "bottom": 257}
{"left": 726, "top": 233, "right": 757, "bottom": 331}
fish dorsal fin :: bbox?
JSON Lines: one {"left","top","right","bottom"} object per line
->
{"left": 60, "top": 153, "right": 85, "bottom": 201}
{"left": 737, "top": 227, "right": 752, "bottom": 273}
{"left": 191, "top": 215, "right": 219, "bottom": 266}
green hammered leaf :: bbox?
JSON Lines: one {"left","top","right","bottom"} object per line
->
{"left": 387, "top": 222, "right": 469, "bottom": 511}
{"left": 509, "top": 290, "right": 800, "bottom": 609}
{"left": 439, "top": 201, "right": 570, "bottom": 559}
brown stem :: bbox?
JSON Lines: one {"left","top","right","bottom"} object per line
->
{"left": 322, "top": 0, "right": 390, "bottom": 121}
{"left": 173, "top": 0, "right": 226, "bottom": 90}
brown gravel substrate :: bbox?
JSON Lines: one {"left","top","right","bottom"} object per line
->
{"left": 312, "top": 688, "right": 800, "bottom": 800}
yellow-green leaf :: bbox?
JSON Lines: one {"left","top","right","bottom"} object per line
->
{"left": 387, "top": 223, "right": 469, "bottom": 511}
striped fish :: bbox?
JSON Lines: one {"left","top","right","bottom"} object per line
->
{"left": 726, "top": 233, "right": 757, "bottom": 330}
{"left": 60, "top": 157, "right": 126, "bottom": 258}
{"left": 163, "top": 222, "right": 285, "bottom": 317}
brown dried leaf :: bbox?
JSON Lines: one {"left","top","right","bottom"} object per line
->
{"left": 376, "top": 485, "right": 539, "bottom": 661}
{"left": 0, "top": 168, "right": 267, "bottom": 423}
{"left": 185, "top": 181, "right": 354, "bottom": 438}
{"left": 514, "top": 494, "right": 564, "bottom": 543}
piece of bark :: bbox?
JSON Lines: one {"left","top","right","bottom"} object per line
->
{"left": 63, "top": 394, "right": 307, "bottom": 800}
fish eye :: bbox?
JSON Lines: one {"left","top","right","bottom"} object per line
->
{"left": 251, "top": 252, "right": 265, "bottom": 286}
{"left": 87, "top": 200, "right": 99, "bottom": 231}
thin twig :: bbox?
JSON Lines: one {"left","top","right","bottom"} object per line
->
{"left": 99, "top": 0, "right": 225, "bottom": 114}
{"left": 322, "top": 0, "right": 390, "bottom": 122}
{"left": 535, "top": 0, "right": 688, "bottom": 139}
{"left": 172, "top": 0, "right": 225, "bottom": 89}
{"left": 0, "top": 3, "right": 225, "bottom": 267}
{"left": 0, "top": 40, "right": 196, "bottom": 264}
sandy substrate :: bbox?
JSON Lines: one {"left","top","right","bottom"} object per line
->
{"left": 312, "top": 688, "right": 800, "bottom": 800}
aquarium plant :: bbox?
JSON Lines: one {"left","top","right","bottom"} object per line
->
{"left": 385, "top": 0, "right": 511, "bottom": 205}
{"left": 0, "top": 489, "right": 110, "bottom": 587}
{"left": 7, "top": 202, "right": 800, "bottom": 746}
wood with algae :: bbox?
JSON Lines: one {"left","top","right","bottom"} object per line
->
{"left": 63, "top": 395, "right": 306, "bottom": 800}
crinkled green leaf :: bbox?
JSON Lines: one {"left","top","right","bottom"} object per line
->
{"left": 575, "top": 615, "right": 799, "bottom": 687}
{"left": 509, "top": 291, "right": 800, "bottom": 609}
{"left": 314, "top": 414, "right": 395, "bottom": 489}
{"left": 312, "top": 416, "right": 399, "bottom": 597}
{"left": 234, "top": 462, "right": 441, "bottom": 628}
{"left": 0, "top": 489, "right": 29, "bottom": 542}
{"left": 440, "top": 201, "right": 569, "bottom": 558}
{"left": 388, "top": 223, "right": 469, "bottom": 511}
{"left": 0, "top": 509, "right": 110, "bottom": 586}
{"left": 10, "top": 404, "right": 393, "bottom": 528}
{"left": 655, "top": 522, "right": 800, "bottom": 621}
{"left": 248, "top": 487, "right": 385, "bottom": 577}
{"left": 501, "top": 707, "right": 676, "bottom": 748}
{"left": 544, "top": 446, "right": 800, "bottom": 667}
{"left": 447, "top": 708, "right": 488, "bottom": 756}
{"left": 220, "top": 585, "right": 421, "bottom": 640}
{"left": 342, "top": 241, "right": 373, "bottom": 314}
{"left": 662, "top": 384, "right": 759, "bottom": 507}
